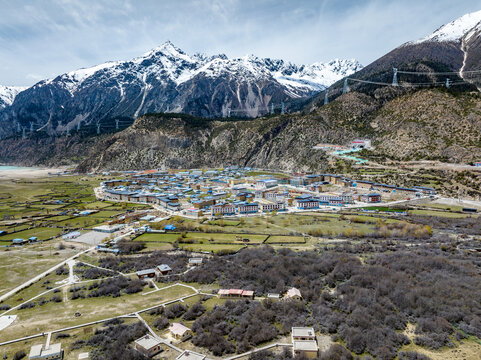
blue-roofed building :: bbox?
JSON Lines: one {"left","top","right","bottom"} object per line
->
{"left": 164, "top": 224, "right": 176, "bottom": 231}
{"left": 413, "top": 186, "right": 436, "bottom": 195}
{"left": 295, "top": 198, "right": 320, "bottom": 210}
{"left": 236, "top": 202, "right": 259, "bottom": 214}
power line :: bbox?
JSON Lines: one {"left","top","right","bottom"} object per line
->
{"left": 397, "top": 69, "right": 481, "bottom": 75}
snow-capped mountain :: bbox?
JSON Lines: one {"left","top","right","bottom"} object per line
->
{"left": 413, "top": 10, "right": 481, "bottom": 43}
{"left": 0, "top": 41, "right": 362, "bottom": 136}
{"left": 322, "top": 9, "right": 481, "bottom": 100}
{"left": 0, "top": 85, "right": 27, "bottom": 110}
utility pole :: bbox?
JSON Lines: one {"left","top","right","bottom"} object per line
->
{"left": 392, "top": 68, "right": 398, "bottom": 86}
{"left": 324, "top": 90, "right": 329, "bottom": 105}
{"left": 343, "top": 78, "right": 349, "bottom": 94}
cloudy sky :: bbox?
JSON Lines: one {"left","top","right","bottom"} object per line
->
{"left": 0, "top": 0, "right": 480, "bottom": 86}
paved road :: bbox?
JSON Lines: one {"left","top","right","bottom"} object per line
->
{"left": 0, "top": 283, "right": 207, "bottom": 347}
{"left": 0, "top": 246, "right": 95, "bottom": 304}
{"left": 225, "top": 343, "right": 292, "bottom": 360}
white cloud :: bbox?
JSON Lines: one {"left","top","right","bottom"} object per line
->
{"left": 0, "top": 0, "right": 479, "bottom": 86}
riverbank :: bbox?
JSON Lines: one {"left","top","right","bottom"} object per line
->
{"left": 0, "top": 166, "right": 68, "bottom": 179}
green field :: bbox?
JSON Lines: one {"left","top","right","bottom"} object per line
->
{"left": 408, "top": 209, "right": 476, "bottom": 218}
{"left": 179, "top": 243, "right": 246, "bottom": 253}
{"left": 0, "top": 241, "right": 79, "bottom": 297}
{"left": 265, "top": 235, "right": 306, "bottom": 243}
{"left": 2, "top": 283, "right": 195, "bottom": 343}
{"left": 135, "top": 232, "right": 183, "bottom": 243}
{"left": 53, "top": 216, "right": 107, "bottom": 228}
{"left": 0, "top": 227, "right": 64, "bottom": 241}
{"left": 136, "top": 232, "right": 268, "bottom": 244}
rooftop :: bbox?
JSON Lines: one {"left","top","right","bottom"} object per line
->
{"left": 29, "top": 343, "right": 62, "bottom": 358}
{"left": 169, "top": 323, "right": 191, "bottom": 336}
{"left": 293, "top": 340, "right": 318, "bottom": 352}
{"left": 135, "top": 334, "right": 162, "bottom": 350}
{"left": 292, "top": 327, "right": 315, "bottom": 338}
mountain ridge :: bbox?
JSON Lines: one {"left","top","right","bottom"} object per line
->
{"left": 0, "top": 41, "right": 362, "bottom": 138}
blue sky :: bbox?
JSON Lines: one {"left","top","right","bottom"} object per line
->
{"left": 0, "top": 0, "right": 479, "bottom": 86}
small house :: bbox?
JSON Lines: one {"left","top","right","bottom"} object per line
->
{"left": 360, "top": 193, "right": 382, "bottom": 203}
{"left": 136, "top": 268, "right": 156, "bottom": 279}
{"left": 266, "top": 293, "right": 280, "bottom": 300}
{"left": 29, "top": 343, "right": 63, "bottom": 360}
{"left": 134, "top": 334, "right": 163, "bottom": 357}
{"left": 292, "top": 340, "right": 319, "bottom": 359}
{"left": 292, "top": 327, "right": 316, "bottom": 341}
{"left": 164, "top": 224, "right": 177, "bottom": 231}
{"left": 28, "top": 237, "right": 38, "bottom": 242}
{"left": 285, "top": 287, "right": 302, "bottom": 301}
{"left": 188, "top": 258, "right": 203, "bottom": 266}
{"left": 12, "top": 238, "right": 26, "bottom": 245}
{"left": 155, "top": 264, "right": 172, "bottom": 277}
{"left": 169, "top": 323, "right": 192, "bottom": 341}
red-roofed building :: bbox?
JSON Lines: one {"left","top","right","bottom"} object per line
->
{"left": 229, "top": 289, "right": 244, "bottom": 296}
{"left": 218, "top": 288, "right": 254, "bottom": 299}
{"left": 242, "top": 290, "right": 254, "bottom": 299}
{"left": 218, "top": 289, "right": 230, "bottom": 297}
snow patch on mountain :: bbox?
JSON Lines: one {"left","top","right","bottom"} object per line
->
{"left": 32, "top": 41, "right": 362, "bottom": 98}
{"left": 413, "top": 10, "right": 481, "bottom": 43}
{"left": 0, "top": 85, "right": 27, "bottom": 108}
{"left": 273, "top": 59, "right": 363, "bottom": 95}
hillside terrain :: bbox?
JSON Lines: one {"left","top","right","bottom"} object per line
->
{"left": 0, "top": 88, "right": 479, "bottom": 173}
{"left": 308, "top": 10, "right": 481, "bottom": 108}
{"left": 0, "top": 42, "right": 361, "bottom": 138}
{"left": 0, "top": 11, "right": 480, "bottom": 171}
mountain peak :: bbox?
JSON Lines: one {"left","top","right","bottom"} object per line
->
{"left": 414, "top": 9, "right": 481, "bottom": 44}
{"left": 144, "top": 41, "right": 187, "bottom": 58}
{"left": 0, "top": 85, "right": 27, "bottom": 109}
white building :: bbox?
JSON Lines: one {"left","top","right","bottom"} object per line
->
{"left": 256, "top": 179, "right": 278, "bottom": 189}
{"left": 29, "top": 343, "right": 63, "bottom": 360}
{"left": 292, "top": 327, "right": 318, "bottom": 359}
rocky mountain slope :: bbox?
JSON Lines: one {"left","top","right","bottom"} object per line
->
{"left": 0, "top": 11, "right": 480, "bottom": 171}
{"left": 0, "top": 42, "right": 361, "bottom": 138}
{"left": 309, "top": 10, "right": 481, "bottom": 108}
{"left": 1, "top": 88, "right": 479, "bottom": 172}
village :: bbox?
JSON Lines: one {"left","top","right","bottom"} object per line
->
{"left": 96, "top": 165, "right": 437, "bottom": 220}
{"left": 0, "top": 167, "right": 480, "bottom": 360}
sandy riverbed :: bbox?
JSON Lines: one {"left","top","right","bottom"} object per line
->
{"left": 0, "top": 166, "right": 68, "bottom": 179}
